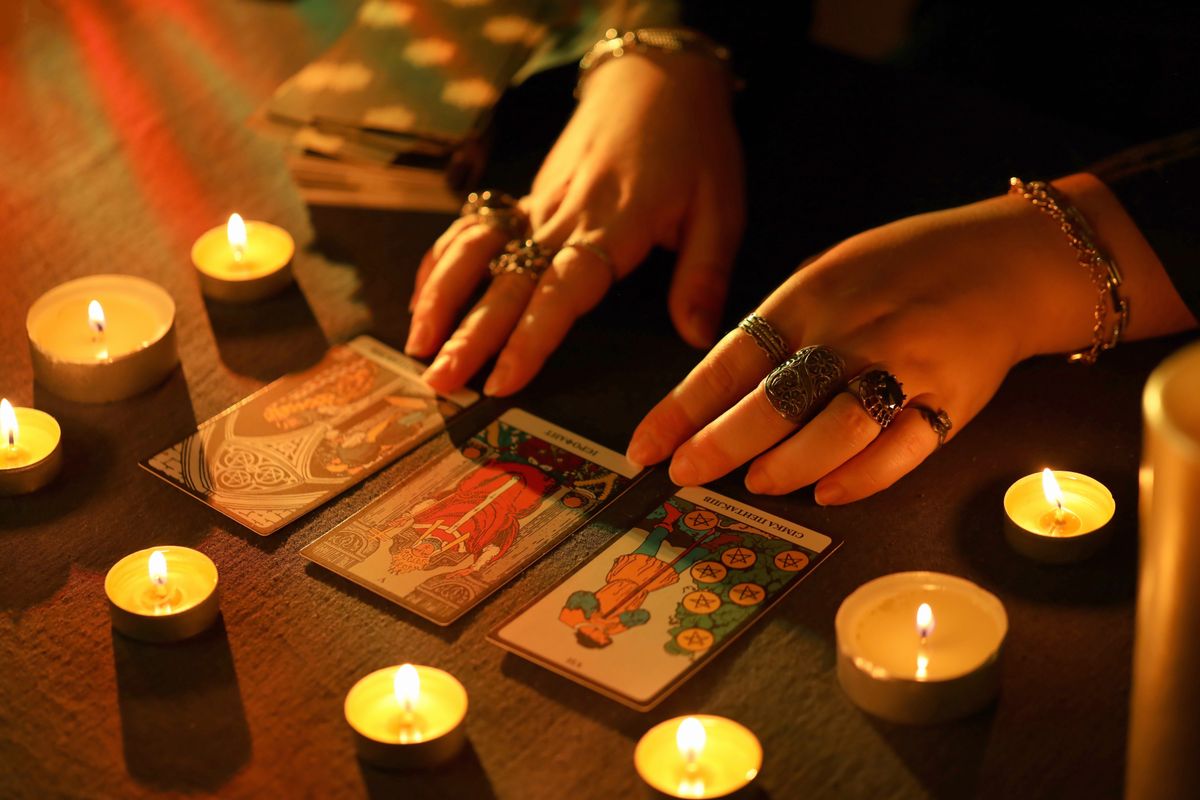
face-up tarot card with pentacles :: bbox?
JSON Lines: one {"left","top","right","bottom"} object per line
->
{"left": 489, "top": 487, "right": 839, "bottom": 710}
{"left": 141, "top": 336, "right": 478, "bottom": 536}
{"left": 302, "top": 409, "right": 642, "bottom": 625}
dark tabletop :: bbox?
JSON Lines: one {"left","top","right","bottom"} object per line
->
{"left": 1, "top": 3, "right": 1195, "bottom": 799}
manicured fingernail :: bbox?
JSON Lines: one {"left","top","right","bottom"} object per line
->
{"left": 483, "top": 361, "right": 511, "bottom": 396}
{"left": 405, "top": 321, "right": 430, "bottom": 355}
{"left": 815, "top": 483, "right": 844, "bottom": 506}
{"left": 745, "top": 469, "right": 774, "bottom": 495}
{"left": 626, "top": 430, "right": 661, "bottom": 467}
{"left": 423, "top": 353, "right": 454, "bottom": 386}
{"left": 669, "top": 452, "right": 700, "bottom": 486}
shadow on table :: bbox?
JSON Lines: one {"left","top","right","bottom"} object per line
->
{"left": 864, "top": 706, "right": 998, "bottom": 800}
{"left": 954, "top": 476, "right": 1138, "bottom": 606}
{"left": 113, "top": 617, "right": 251, "bottom": 793}
{"left": 358, "top": 739, "right": 496, "bottom": 800}
{"left": 0, "top": 370, "right": 201, "bottom": 610}
{"left": 204, "top": 284, "right": 327, "bottom": 381}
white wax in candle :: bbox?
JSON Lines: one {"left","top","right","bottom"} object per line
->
{"left": 850, "top": 586, "right": 1004, "bottom": 680}
{"left": 192, "top": 220, "right": 293, "bottom": 281}
{"left": 345, "top": 666, "right": 467, "bottom": 744}
{"left": 1004, "top": 471, "right": 1114, "bottom": 537}
{"left": 106, "top": 547, "right": 218, "bottom": 617}
{"left": 27, "top": 276, "right": 173, "bottom": 363}
{"left": 0, "top": 407, "right": 60, "bottom": 470}
{"left": 634, "top": 715, "right": 761, "bottom": 799}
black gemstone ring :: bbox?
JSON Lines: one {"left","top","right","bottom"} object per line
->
{"left": 845, "top": 368, "right": 906, "bottom": 428}
{"left": 764, "top": 345, "right": 846, "bottom": 424}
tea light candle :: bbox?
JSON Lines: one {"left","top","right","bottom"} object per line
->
{"left": 634, "top": 715, "right": 762, "bottom": 799}
{"left": 344, "top": 664, "right": 468, "bottom": 769}
{"left": 836, "top": 571, "right": 1007, "bottom": 725}
{"left": 26, "top": 274, "right": 178, "bottom": 403}
{"left": 0, "top": 398, "right": 62, "bottom": 495}
{"left": 1004, "top": 468, "right": 1116, "bottom": 563}
{"left": 105, "top": 546, "right": 220, "bottom": 643}
{"left": 191, "top": 213, "right": 295, "bottom": 303}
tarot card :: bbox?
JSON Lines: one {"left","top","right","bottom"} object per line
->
{"left": 301, "top": 409, "right": 641, "bottom": 625}
{"left": 488, "top": 487, "right": 839, "bottom": 710}
{"left": 141, "top": 336, "right": 477, "bottom": 536}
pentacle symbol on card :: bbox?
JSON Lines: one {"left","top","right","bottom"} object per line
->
{"left": 682, "top": 590, "right": 722, "bottom": 615}
{"left": 675, "top": 627, "right": 715, "bottom": 653}
{"left": 684, "top": 509, "right": 719, "bottom": 531}
{"left": 774, "top": 550, "right": 810, "bottom": 572}
{"left": 689, "top": 560, "right": 728, "bottom": 584}
{"left": 721, "top": 546, "right": 757, "bottom": 570}
{"left": 561, "top": 491, "right": 588, "bottom": 509}
{"left": 729, "top": 582, "right": 766, "bottom": 607}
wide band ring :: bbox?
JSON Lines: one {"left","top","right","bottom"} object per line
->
{"left": 561, "top": 238, "right": 617, "bottom": 281}
{"left": 489, "top": 239, "right": 552, "bottom": 283}
{"left": 764, "top": 345, "right": 845, "bottom": 424}
{"left": 737, "top": 313, "right": 790, "bottom": 366}
{"left": 845, "top": 368, "right": 906, "bottom": 429}
{"left": 461, "top": 190, "right": 528, "bottom": 239}
{"left": 909, "top": 403, "right": 953, "bottom": 447}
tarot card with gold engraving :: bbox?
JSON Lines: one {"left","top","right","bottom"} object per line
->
{"left": 301, "top": 409, "right": 642, "bottom": 625}
{"left": 141, "top": 336, "right": 477, "bottom": 536}
{"left": 489, "top": 487, "right": 838, "bottom": 710}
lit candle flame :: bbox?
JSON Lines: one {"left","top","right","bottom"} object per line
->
{"left": 676, "top": 716, "right": 706, "bottom": 770}
{"left": 916, "top": 602, "right": 934, "bottom": 641}
{"left": 394, "top": 663, "right": 420, "bottom": 716}
{"left": 227, "top": 213, "right": 247, "bottom": 263}
{"left": 1, "top": 399, "right": 16, "bottom": 450}
{"left": 88, "top": 300, "right": 106, "bottom": 336}
{"left": 1042, "top": 468, "right": 1066, "bottom": 523}
{"left": 148, "top": 550, "right": 168, "bottom": 599}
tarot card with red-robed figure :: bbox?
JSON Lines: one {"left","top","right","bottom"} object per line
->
{"left": 301, "top": 409, "right": 641, "bottom": 625}
{"left": 489, "top": 487, "right": 839, "bottom": 710}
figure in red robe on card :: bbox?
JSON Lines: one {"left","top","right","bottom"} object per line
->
{"left": 388, "top": 458, "right": 556, "bottom": 576}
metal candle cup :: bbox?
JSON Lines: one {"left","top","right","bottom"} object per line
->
{"left": 0, "top": 401, "right": 61, "bottom": 495}
{"left": 1003, "top": 470, "right": 1116, "bottom": 563}
{"left": 836, "top": 571, "right": 1007, "bottom": 725}
{"left": 26, "top": 274, "right": 178, "bottom": 403}
{"left": 105, "top": 546, "right": 220, "bottom": 643}
{"left": 191, "top": 215, "right": 295, "bottom": 303}
{"left": 344, "top": 665, "right": 468, "bottom": 769}
{"left": 634, "top": 715, "right": 762, "bottom": 799}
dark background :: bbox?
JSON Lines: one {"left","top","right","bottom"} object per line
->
{"left": 1, "top": 1, "right": 1197, "bottom": 798}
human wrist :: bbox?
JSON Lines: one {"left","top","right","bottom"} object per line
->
{"left": 576, "top": 27, "right": 736, "bottom": 101}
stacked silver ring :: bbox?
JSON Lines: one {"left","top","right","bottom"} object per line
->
{"left": 764, "top": 345, "right": 845, "bottom": 424}
{"left": 738, "top": 313, "right": 790, "bottom": 366}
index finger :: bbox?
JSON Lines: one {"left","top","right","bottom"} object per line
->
{"left": 627, "top": 321, "right": 793, "bottom": 467}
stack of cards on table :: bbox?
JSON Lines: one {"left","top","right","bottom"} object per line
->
{"left": 144, "top": 335, "right": 840, "bottom": 709}
{"left": 252, "top": 0, "right": 556, "bottom": 212}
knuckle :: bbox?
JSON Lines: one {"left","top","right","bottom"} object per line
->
{"left": 832, "top": 396, "right": 880, "bottom": 444}
{"left": 694, "top": 355, "right": 740, "bottom": 399}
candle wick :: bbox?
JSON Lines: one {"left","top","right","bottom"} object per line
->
{"left": 6, "top": 431, "right": 13, "bottom": 448}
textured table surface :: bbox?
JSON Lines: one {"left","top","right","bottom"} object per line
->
{"left": 1, "top": 3, "right": 1193, "bottom": 799}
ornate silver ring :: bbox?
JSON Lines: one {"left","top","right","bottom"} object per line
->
{"left": 489, "top": 239, "right": 552, "bottom": 283}
{"left": 461, "top": 190, "right": 528, "bottom": 239}
{"left": 910, "top": 403, "right": 953, "bottom": 447}
{"left": 764, "top": 345, "right": 845, "bottom": 424}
